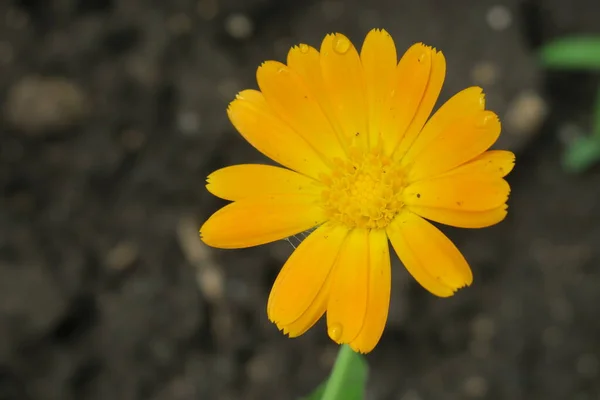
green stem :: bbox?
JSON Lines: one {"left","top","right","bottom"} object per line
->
{"left": 320, "top": 345, "right": 356, "bottom": 400}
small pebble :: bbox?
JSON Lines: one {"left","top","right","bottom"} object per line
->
{"left": 198, "top": 267, "right": 225, "bottom": 302}
{"left": 126, "top": 55, "right": 159, "bottom": 87}
{"left": 224, "top": 13, "right": 253, "bottom": 40}
{"left": 464, "top": 376, "right": 488, "bottom": 398}
{"left": 246, "top": 353, "right": 273, "bottom": 383}
{"left": 504, "top": 91, "right": 548, "bottom": 138}
{"left": 471, "top": 62, "right": 499, "bottom": 86}
{"left": 105, "top": 242, "right": 139, "bottom": 270}
{"left": 176, "top": 216, "right": 225, "bottom": 302}
{"left": 177, "top": 111, "right": 201, "bottom": 136}
{"left": 471, "top": 315, "right": 496, "bottom": 340}
{"left": 5, "top": 76, "right": 89, "bottom": 135}
{"left": 486, "top": 5, "right": 512, "bottom": 31}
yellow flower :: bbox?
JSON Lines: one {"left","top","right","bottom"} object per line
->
{"left": 200, "top": 29, "right": 514, "bottom": 353}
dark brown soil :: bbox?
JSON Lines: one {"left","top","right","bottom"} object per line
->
{"left": 2, "top": 0, "right": 600, "bottom": 399}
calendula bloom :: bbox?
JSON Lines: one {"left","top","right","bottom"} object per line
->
{"left": 200, "top": 29, "right": 514, "bottom": 353}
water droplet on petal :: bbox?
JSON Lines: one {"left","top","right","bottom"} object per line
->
{"left": 333, "top": 36, "right": 351, "bottom": 54}
{"left": 299, "top": 43, "right": 309, "bottom": 54}
{"left": 276, "top": 67, "right": 287, "bottom": 74}
{"left": 479, "top": 94, "right": 486, "bottom": 108}
{"left": 328, "top": 323, "right": 344, "bottom": 342}
{"left": 417, "top": 52, "right": 429, "bottom": 63}
{"left": 477, "top": 113, "right": 495, "bottom": 128}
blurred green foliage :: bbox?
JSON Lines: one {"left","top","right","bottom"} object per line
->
{"left": 540, "top": 37, "right": 600, "bottom": 71}
{"left": 539, "top": 36, "right": 600, "bottom": 173}
{"left": 302, "top": 345, "right": 367, "bottom": 400}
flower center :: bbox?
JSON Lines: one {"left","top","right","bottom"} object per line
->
{"left": 321, "top": 146, "right": 405, "bottom": 229}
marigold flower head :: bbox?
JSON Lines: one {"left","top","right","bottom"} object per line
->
{"left": 200, "top": 29, "right": 514, "bottom": 353}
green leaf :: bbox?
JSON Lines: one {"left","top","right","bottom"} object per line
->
{"left": 562, "top": 86, "right": 600, "bottom": 174}
{"left": 539, "top": 36, "right": 600, "bottom": 71}
{"left": 301, "top": 345, "right": 368, "bottom": 400}
{"left": 562, "top": 136, "right": 600, "bottom": 173}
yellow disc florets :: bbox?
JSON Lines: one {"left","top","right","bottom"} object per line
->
{"left": 321, "top": 146, "right": 405, "bottom": 229}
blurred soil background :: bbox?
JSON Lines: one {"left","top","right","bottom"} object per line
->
{"left": 1, "top": 0, "right": 600, "bottom": 399}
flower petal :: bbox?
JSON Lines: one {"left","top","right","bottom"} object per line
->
{"left": 348, "top": 229, "right": 391, "bottom": 354}
{"left": 379, "top": 43, "right": 432, "bottom": 154}
{"left": 287, "top": 44, "right": 345, "bottom": 142}
{"left": 401, "top": 87, "right": 485, "bottom": 168}
{"left": 320, "top": 33, "right": 369, "bottom": 149}
{"left": 257, "top": 61, "right": 346, "bottom": 163}
{"left": 327, "top": 228, "right": 369, "bottom": 344}
{"left": 282, "top": 274, "right": 331, "bottom": 338}
{"left": 406, "top": 110, "right": 502, "bottom": 181}
{"left": 268, "top": 223, "right": 348, "bottom": 335}
{"left": 408, "top": 205, "right": 508, "bottom": 228}
{"left": 200, "top": 194, "right": 325, "bottom": 249}
{"left": 287, "top": 44, "right": 325, "bottom": 96}
{"left": 404, "top": 173, "right": 510, "bottom": 212}
{"left": 387, "top": 211, "right": 472, "bottom": 296}
{"left": 404, "top": 150, "right": 513, "bottom": 216}
{"left": 389, "top": 44, "right": 446, "bottom": 158}
{"left": 440, "top": 150, "right": 516, "bottom": 179}
{"left": 227, "top": 90, "right": 330, "bottom": 180}
{"left": 360, "top": 29, "right": 397, "bottom": 149}
{"left": 206, "top": 164, "right": 322, "bottom": 201}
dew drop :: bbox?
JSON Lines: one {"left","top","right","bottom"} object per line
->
{"left": 328, "top": 323, "right": 344, "bottom": 341}
{"left": 477, "top": 114, "right": 495, "bottom": 128}
{"left": 417, "top": 52, "right": 428, "bottom": 63}
{"left": 478, "top": 94, "right": 486, "bottom": 108}
{"left": 299, "top": 43, "right": 309, "bottom": 54}
{"left": 276, "top": 66, "right": 287, "bottom": 74}
{"left": 333, "top": 36, "right": 351, "bottom": 54}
